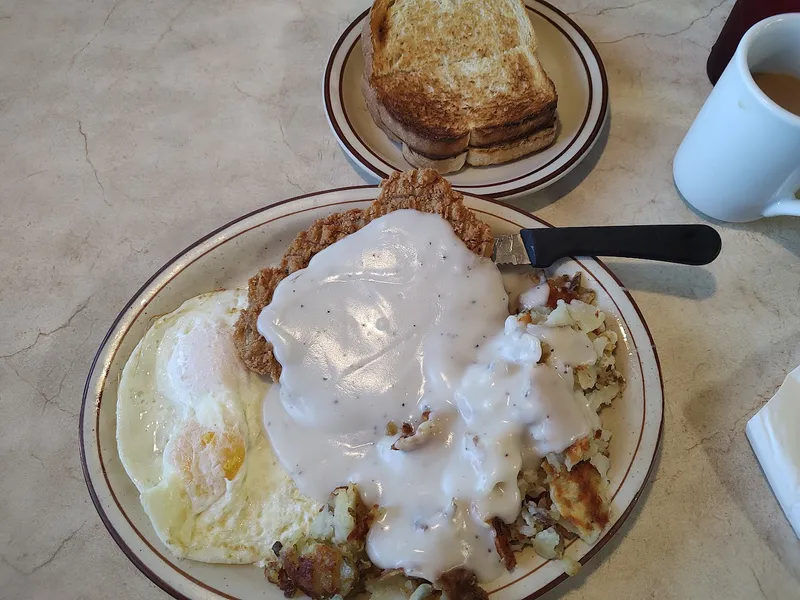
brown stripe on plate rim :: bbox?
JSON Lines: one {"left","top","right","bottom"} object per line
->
{"left": 80, "top": 190, "right": 663, "bottom": 600}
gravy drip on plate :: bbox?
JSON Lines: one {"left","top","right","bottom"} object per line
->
{"left": 259, "top": 210, "right": 595, "bottom": 582}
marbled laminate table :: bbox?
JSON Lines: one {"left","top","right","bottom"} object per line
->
{"left": 1, "top": 0, "right": 798, "bottom": 598}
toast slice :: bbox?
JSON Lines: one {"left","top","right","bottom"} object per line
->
{"left": 362, "top": 0, "right": 558, "bottom": 174}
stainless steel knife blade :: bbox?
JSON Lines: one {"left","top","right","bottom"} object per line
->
{"left": 492, "top": 233, "right": 531, "bottom": 265}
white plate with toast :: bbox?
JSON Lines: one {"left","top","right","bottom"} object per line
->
{"left": 324, "top": 0, "right": 608, "bottom": 199}
{"left": 81, "top": 186, "right": 662, "bottom": 600}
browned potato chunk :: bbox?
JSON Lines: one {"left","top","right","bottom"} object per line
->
{"left": 281, "top": 539, "right": 358, "bottom": 599}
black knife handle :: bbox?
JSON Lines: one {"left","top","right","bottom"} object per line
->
{"left": 521, "top": 225, "right": 722, "bottom": 267}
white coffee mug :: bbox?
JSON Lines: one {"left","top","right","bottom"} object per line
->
{"left": 673, "top": 13, "right": 800, "bottom": 222}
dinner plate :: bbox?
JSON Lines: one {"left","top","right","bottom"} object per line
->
{"left": 323, "top": 0, "right": 609, "bottom": 199}
{"left": 80, "top": 187, "right": 662, "bottom": 600}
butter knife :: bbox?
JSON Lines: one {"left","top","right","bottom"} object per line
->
{"left": 492, "top": 224, "right": 721, "bottom": 267}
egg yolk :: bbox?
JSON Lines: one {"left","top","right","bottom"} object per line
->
{"left": 170, "top": 421, "right": 246, "bottom": 511}
{"left": 199, "top": 431, "right": 245, "bottom": 480}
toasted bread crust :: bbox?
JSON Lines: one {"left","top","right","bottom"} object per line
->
{"left": 400, "top": 124, "right": 557, "bottom": 173}
{"left": 233, "top": 169, "right": 493, "bottom": 377}
{"left": 362, "top": 0, "right": 558, "bottom": 172}
{"left": 362, "top": 74, "right": 469, "bottom": 156}
{"left": 467, "top": 124, "right": 557, "bottom": 167}
{"left": 402, "top": 144, "right": 467, "bottom": 173}
{"left": 470, "top": 100, "right": 557, "bottom": 147}
{"left": 371, "top": 72, "right": 472, "bottom": 144}
{"left": 362, "top": 76, "right": 402, "bottom": 143}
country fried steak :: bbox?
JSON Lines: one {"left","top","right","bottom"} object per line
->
{"left": 233, "top": 169, "right": 493, "bottom": 378}
{"left": 234, "top": 169, "right": 623, "bottom": 600}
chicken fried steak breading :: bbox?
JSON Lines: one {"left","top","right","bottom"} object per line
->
{"left": 233, "top": 169, "right": 493, "bottom": 378}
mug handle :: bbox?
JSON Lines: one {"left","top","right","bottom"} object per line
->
{"left": 763, "top": 170, "right": 800, "bottom": 218}
{"left": 763, "top": 198, "right": 800, "bottom": 218}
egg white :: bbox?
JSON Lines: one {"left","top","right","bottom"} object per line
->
{"left": 116, "top": 289, "right": 320, "bottom": 564}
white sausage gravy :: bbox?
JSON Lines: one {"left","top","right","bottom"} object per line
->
{"left": 259, "top": 210, "right": 599, "bottom": 582}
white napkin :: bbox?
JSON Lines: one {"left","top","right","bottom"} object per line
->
{"left": 746, "top": 365, "right": 800, "bottom": 539}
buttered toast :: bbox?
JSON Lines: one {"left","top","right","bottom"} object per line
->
{"left": 362, "top": 0, "right": 558, "bottom": 174}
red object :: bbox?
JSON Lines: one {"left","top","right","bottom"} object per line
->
{"left": 707, "top": 0, "right": 800, "bottom": 84}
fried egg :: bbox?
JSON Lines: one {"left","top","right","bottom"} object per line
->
{"left": 116, "top": 289, "right": 321, "bottom": 564}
